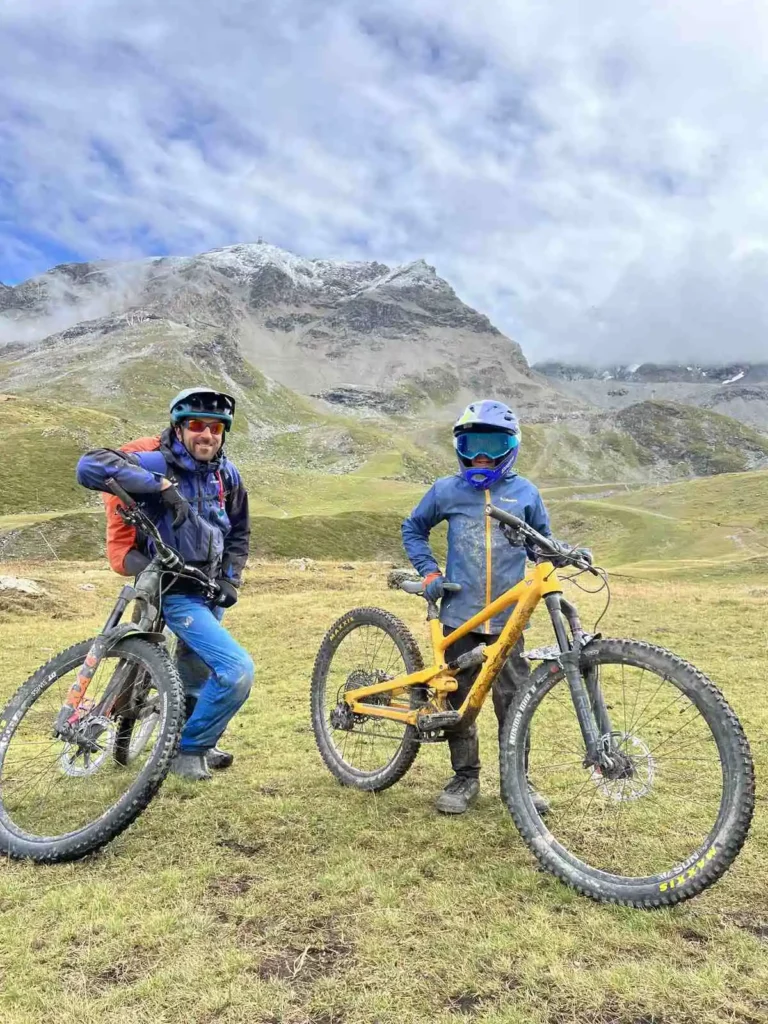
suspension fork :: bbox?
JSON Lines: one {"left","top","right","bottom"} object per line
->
{"left": 52, "top": 585, "right": 138, "bottom": 737}
{"left": 559, "top": 597, "right": 614, "bottom": 738}
{"left": 545, "top": 594, "right": 604, "bottom": 764}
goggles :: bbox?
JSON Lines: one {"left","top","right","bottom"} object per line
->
{"left": 455, "top": 430, "right": 519, "bottom": 461}
{"left": 184, "top": 418, "right": 226, "bottom": 436}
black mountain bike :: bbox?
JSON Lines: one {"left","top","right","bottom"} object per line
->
{"left": 0, "top": 480, "right": 219, "bottom": 862}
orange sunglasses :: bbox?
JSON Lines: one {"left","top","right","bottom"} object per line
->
{"left": 185, "top": 419, "right": 226, "bottom": 436}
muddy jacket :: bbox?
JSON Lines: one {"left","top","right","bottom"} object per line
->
{"left": 76, "top": 428, "right": 250, "bottom": 585}
{"left": 401, "top": 471, "right": 551, "bottom": 632}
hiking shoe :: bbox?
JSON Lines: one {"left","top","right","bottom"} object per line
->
{"left": 528, "top": 782, "right": 550, "bottom": 817}
{"left": 206, "top": 747, "right": 234, "bottom": 770}
{"left": 435, "top": 776, "right": 480, "bottom": 815}
{"left": 170, "top": 752, "right": 211, "bottom": 782}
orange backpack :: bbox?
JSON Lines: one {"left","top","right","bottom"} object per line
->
{"left": 101, "top": 436, "right": 163, "bottom": 574}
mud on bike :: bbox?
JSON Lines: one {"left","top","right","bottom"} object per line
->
{"left": 0, "top": 480, "right": 219, "bottom": 862}
{"left": 311, "top": 504, "right": 755, "bottom": 908}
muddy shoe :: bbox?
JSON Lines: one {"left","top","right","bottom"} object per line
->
{"left": 170, "top": 752, "right": 212, "bottom": 781}
{"left": 206, "top": 747, "right": 234, "bottom": 770}
{"left": 435, "top": 775, "right": 480, "bottom": 815}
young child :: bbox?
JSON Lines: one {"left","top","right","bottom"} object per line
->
{"left": 401, "top": 399, "right": 590, "bottom": 814}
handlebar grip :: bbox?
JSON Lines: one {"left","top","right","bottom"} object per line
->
{"left": 485, "top": 503, "right": 525, "bottom": 529}
{"left": 106, "top": 478, "right": 136, "bottom": 507}
{"left": 399, "top": 580, "right": 462, "bottom": 595}
{"left": 400, "top": 581, "right": 424, "bottom": 594}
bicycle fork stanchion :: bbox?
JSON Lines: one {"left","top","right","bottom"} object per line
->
{"left": 544, "top": 594, "right": 602, "bottom": 765}
{"left": 52, "top": 584, "right": 138, "bottom": 739}
{"left": 560, "top": 595, "right": 614, "bottom": 739}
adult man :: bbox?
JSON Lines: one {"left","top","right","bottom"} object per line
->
{"left": 402, "top": 400, "right": 591, "bottom": 815}
{"left": 76, "top": 386, "right": 253, "bottom": 781}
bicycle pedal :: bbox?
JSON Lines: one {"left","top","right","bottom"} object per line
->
{"left": 417, "top": 710, "right": 461, "bottom": 733}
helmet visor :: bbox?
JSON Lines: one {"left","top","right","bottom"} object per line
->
{"left": 456, "top": 431, "right": 519, "bottom": 460}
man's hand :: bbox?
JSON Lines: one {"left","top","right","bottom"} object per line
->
{"left": 160, "top": 484, "right": 191, "bottom": 528}
{"left": 214, "top": 579, "right": 239, "bottom": 608}
{"left": 422, "top": 572, "right": 445, "bottom": 602}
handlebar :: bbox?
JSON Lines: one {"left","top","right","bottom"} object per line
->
{"left": 387, "top": 569, "right": 461, "bottom": 598}
{"left": 106, "top": 478, "right": 136, "bottom": 509}
{"left": 399, "top": 579, "right": 462, "bottom": 596}
{"left": 485, "top": 504, "right": 600, "bottom": 576}
{"left": 105, "top": 478, "right": 220, "bottom": 597}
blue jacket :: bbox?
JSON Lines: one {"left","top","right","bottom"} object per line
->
{"left": 76, "top": 429, "right": 250, "bottom": 584}
{"left": 401, "top": 471, "right": 552, "bottom": 632}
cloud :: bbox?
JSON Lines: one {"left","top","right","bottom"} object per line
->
{"left": 1, "top": 0, "right": 767, "bottom": 363}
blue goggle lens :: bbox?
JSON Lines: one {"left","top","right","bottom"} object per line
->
{"left": 456, "top": 431, "right": 519, "bottom": 460}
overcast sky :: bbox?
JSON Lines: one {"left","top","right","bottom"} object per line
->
{"left": 2, "top": 0, "right": 767, "bottom": 364}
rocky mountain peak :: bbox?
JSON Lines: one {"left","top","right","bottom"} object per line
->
{"left": 0, "top": 240, "right": 578, "bottom": 422}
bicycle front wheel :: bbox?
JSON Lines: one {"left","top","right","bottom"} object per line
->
{"left": 501, "top": 638, "right": 754, "bottom": 907}
{"left": 0, "top": 636, "right": 184, "bottom": 862}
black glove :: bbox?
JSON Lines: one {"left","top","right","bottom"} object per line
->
{"left": 214, "top": 578, "right": 239, "bottom": 608}
{"left": 160, "top": 485, "right": 191, "bottom": 528}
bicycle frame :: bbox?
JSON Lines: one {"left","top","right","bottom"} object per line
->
{"left": 343, "top": 560, "right": 612, "bottom": 764}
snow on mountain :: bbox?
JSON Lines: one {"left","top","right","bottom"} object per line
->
{"left": 0, "top": 242, "right": 579, "bottom": 422}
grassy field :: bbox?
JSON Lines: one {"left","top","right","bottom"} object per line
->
{"left": 0, "top": 559, "right": 766, "bottom": 1024}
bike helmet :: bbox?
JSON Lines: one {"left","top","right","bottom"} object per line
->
{"left": 169, "top": 386, "right": 236, "bottom": 431}
{"left": 453, "top": 400, "right": 520, "bottom": 488}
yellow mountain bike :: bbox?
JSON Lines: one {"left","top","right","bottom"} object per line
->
{"left": 310, "top": 504, "right": 755, "bottom": 908}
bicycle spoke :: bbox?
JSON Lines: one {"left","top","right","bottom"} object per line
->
{"left": 320, "top": 621, "right": 415, "bottom": 775}
{"left": 523, "top": 658, "right": 724, "bottom": 878}
{"left": 0, "top": 649, "right": 167, "bottom": 840}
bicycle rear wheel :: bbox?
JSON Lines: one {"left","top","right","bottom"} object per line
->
{"left": 0, "top": 636, "right": 184, "bottom": 862}
{"left": 500, "top": 638, "right": 754, "bottom": 907}
{"left": 311, "top": 607, "right": 424, "bottom": 791}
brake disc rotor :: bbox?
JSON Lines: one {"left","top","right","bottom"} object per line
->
{"left": 590, "top": 732, "right": 655, "bottom": 802}
{"left": 59, "top": 716, "right": 117, "bottom": 778}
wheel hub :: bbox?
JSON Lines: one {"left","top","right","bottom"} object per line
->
{"left": 331, "top": 667, "right": 395, "bottom": 730}
{"left": 591, "top": 731, "right": 655, "bottom": 801}
{"left": 59, "top": 716, "right": 117, "bottom": 777}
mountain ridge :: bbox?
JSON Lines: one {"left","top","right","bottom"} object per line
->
{"left": 0, "top": 242, "right": 580, "bottom": 424}
{"left": 535, "top": 360, "right": 768, "bottom": 432}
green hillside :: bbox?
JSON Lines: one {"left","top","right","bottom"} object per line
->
{"left": 547, "top": 470, "right": 768, "bottom": 577}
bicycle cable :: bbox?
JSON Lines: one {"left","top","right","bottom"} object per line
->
{"left": 560, "top": 564, "right": 612, "bottom": 631}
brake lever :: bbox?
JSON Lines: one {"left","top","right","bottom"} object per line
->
{"left": 500, "top": 522, "right": 528, "bottom": 547}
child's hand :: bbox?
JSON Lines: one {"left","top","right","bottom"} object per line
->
{"left": 422, "top": 572, "right": 446, "bottom": 602}
{"left": 549, "top": 542, "right": 593, "bottom": 568}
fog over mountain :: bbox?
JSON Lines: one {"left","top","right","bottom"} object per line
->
{"left": 542, "top": 243, "right": 768, "bottom": 367}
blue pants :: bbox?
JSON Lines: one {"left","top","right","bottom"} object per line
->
{"left": 162, "top": 594, "right": 254, "bottom": 754}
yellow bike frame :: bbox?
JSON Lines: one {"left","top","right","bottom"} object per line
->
{"left": 344, "top": 561, "right": 565, "bottom": 728}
